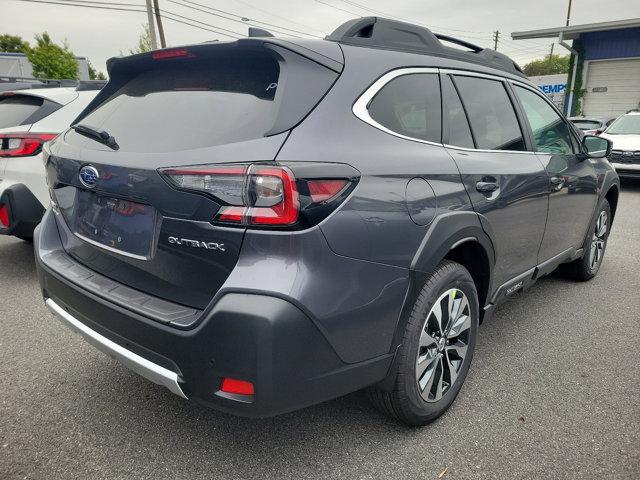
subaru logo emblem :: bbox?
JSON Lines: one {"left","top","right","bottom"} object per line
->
{"left": 79, "top": 165, "right": 99, "bottom": 188}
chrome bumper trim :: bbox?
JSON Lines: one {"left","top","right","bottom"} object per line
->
{"left": 611, "top": 162, "right": 640, "bottom": 172}
{"left": 45, "top": 298, "right": 188, "bottom": 399}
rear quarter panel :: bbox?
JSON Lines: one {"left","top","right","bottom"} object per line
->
{"left": 277, "top": 45, "right": 475, "bottom": 269}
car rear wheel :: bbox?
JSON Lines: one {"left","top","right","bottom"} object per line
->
{"left": 369, "top": 260, "right": 479, "bottom": 426}
{"left": 562, "top": 200, "right": 611, "bottom": 281}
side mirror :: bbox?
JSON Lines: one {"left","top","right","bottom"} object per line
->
{"left": 582, "top": 135, "right": 611, "bottom": 159}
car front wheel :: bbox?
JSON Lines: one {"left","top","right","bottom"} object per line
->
{"left": 563, "top": 199, "right": 611, "bottom": 281}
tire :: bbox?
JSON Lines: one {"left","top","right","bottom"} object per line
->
{"left": 562, "top": 200, "right": 611, "bottom": 281}
{"left": 369, "top": 260, "right": 479, "bottom": 426}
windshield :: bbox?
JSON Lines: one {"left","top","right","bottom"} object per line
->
{"left": 605, "top": 115, "right": 640, "bottom": 135}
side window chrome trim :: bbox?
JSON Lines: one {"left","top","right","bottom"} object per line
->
{"left": 352, "top": 66, "right": 551, "bottom": 155}
{"left": 443, "top": 143, "right": 536, "bottom": 155}
{"left": 352, "top": 67, "right": 441, "bottom": 147}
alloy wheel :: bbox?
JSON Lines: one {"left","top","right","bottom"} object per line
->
{"left": 589, "top": 210, "right": 608, "bottom": 271}
{"left": 415, "top": 288, "right": 472, "bottom": 403}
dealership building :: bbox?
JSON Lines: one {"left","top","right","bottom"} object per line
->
{"left": 512, "top": 18, "right": 640, "bottom": 117}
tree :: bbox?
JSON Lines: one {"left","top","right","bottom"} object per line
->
{"left": 128, "top": 24, "right": 153, "bottom": 55}
{"left": 523, "top": 54, "right": 571, "bottom": 77}
{"left": 26, "top": 32, "right": 78, "bottom": 80}
{"left": 0, "top": 34, "right": 30, "bottom": 53}
{"left": 87, "top": 60, "right": 107, "bottom": 80}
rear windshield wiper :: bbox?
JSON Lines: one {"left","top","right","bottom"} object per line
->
{"left": 71, "top": 124, "right": 119, "bottom": 151}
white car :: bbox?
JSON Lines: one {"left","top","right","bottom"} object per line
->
{"left": 599, "top": 111, "right": 640, "bottom": 180}
{"left": 569, "top": 116, "right": 617, "bottom": 135}
{"left": 0, "top": 84, "right": 102, "bottom": 240}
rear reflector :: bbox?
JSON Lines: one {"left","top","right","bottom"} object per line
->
{"left": 0, "top": 204, "right": 10, "bottom": 228}
{"left": 220, "top": 378, "right": 255, "bottom": 396}
{"left": 0, "top": 133, "right": 57, "bottom": 158}
{"left": 0, "top": 204, "right": 9, "bottom": 228}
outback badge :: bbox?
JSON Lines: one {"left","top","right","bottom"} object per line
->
{"left": 168, "top": 236, "right": 225, "bottom": 251}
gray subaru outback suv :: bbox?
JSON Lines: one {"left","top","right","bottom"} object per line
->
{"left": 35, "top": 17, "right": 619, "bottom": 425}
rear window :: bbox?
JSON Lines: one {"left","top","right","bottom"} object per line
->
{"left": 0, "top": 94, "right": 44, "bottom": 128}
{"left": 76, "top": 48, "right": 337, "bottom": 152}
{"left": 571, "top": 119, "right": 601, "bottom": 130}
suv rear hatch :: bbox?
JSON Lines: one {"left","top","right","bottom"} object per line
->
{"left": 45, "top": 40, "right": 341, "bottom": 311}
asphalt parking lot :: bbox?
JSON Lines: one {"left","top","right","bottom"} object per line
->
{"left": 1, "top": 183, "right": 639, "bottom": 480}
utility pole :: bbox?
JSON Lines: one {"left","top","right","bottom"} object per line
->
{"left": 493, "top": 30, "right": 500, "bottom": 50}
{"left": 153, "top": 0, "right": 167, "bottom": 48}
{"left": 565, "top": 0, "right": 573, "bottom": 26}
{"left": 144, "top": 0, "right": 158, "bottom": 50}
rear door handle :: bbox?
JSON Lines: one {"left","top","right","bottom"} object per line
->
{"left": 476, "top": 181, "right": 499, "bottom": 193}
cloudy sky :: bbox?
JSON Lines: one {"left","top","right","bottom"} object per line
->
{"left": 4, "top": 0, "right": 640, "bottom": 75}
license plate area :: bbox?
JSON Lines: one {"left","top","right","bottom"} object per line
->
{"left": 58, "top": 188, "right": 158, "bottom": 260}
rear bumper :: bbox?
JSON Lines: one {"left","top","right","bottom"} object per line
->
{"left": 0, "top": 183, "right": 45, "bottom": 237}
{"left": 35, "top": 210, "right": 393, "bottom": 417}
{"left": 45, "top": 297, "right": 188, "bottom": 398}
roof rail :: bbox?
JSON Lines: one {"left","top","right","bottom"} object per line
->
{"left": 76, "top": 80, "right": 108, "bottom": 91}
{"left": 326, "top": 17, "right": 525, "bottom": 77}
{"left": 0, "top": 76, "right": 106, "bottom": 91}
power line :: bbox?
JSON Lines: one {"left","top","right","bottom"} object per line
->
{"left": 12, "top": 0, "right": 243, "bottom": 39}
{"left": 334, "top": 0, "right": 494, "bottom": 35}
{"left": 317, "top": 0, "right": 494, "bottom": 40}
{"left": 14, "top": 0, "right": 145, "bottom": 14}
{"left": 172, "top": 0, "right": 320, "bottom": 38}
{"left": 234, "top": 0, "right": 325, "bottom": 34}
{"left": 315, "top": 0, "right": 362, "bottom": 17}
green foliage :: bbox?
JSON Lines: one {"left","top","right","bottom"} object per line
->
{"left": 565, "top": 40, "right": 586, "bottom": 116}
{"left": 523, "top": 54, "right": 571, "bottom": 77}
{"left": 87, "top": 60, "right": 107, "bottom": 80}
{"left": 0, "top": 34, "right": 30, "bottom": 53}
{"left": 26, "top": 32, "right": 78, "bottom": 80}
{"left": 128, "top": 24, "right": 153, "bottom": 55}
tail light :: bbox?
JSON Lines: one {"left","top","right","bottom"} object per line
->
{"left": 161, "top": 163, "right": 357, "bottom": 229}
{"left": 0, "top": 133, "right": 57, "bottom": 158}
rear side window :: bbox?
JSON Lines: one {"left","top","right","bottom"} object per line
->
{"left": 441, "top": 75, "right": 474, "bottom": 148}
{"left": 0, "top": 94, "right": 44, "bottom": 128}
{"left": 514, "top": 85, "right": 574, "bottom": 154}
{"left": 368, "top": 73, "right": 441, "bottom": 143}
{"left": 453, "top": 76, "right": 525, "bottom": 151}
